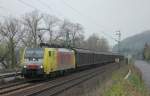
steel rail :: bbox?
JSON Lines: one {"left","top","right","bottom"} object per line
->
{"left": 0, "top": 72, "right": 21, "bottom": 79}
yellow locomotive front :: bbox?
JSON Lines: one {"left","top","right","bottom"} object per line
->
{"left": 21, "top": 48, "right": 44, "bottom": 78}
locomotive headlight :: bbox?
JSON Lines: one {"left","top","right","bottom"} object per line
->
{"left": 23, "top": 65, "right": 27, "bottom": 68}
{"left": 40, "top": 65, "right": 43, "bottom": 69}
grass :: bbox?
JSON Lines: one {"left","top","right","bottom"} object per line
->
{"left": 103, "top": 64, "right": 149, "bottom": 96}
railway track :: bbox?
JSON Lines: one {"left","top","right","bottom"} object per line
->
{"left": 0, "top": 71, "right": 21, "bottom": 79}
{"left": 0, "top": 80, "right": 28, "bottom": 90}
{"left": 1, "top": 63, "right": 118, "bottom": 96}
{"left": 34, "top": 67, "right": 105, "bottom": 96}
{"left": 0, "top": 71, "right": 22, "bottom": 86}
{"left": 0, "top": 78, "right": 50, "bottom": 95}
{"left": 0, "top": 80, "right": 40, "bottom": 95}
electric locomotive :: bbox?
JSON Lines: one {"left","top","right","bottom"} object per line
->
{"left": 21, "top": 47, "right": 75, "bottom": 78}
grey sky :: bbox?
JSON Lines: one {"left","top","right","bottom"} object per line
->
{"left": 0, "top": 0, "right": 150, "bottom": 46}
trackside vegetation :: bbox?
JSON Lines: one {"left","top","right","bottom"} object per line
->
{"left": 103, "top": 62, "right": 149, "bottom": 96}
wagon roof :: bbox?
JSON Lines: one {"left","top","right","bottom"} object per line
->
{"left": 74, "top": 48, "right": 121, "bottom": 56}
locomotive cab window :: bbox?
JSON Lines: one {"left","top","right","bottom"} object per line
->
{"left": 25, "top": 48, "right": 44, "bottom": 59}
{"left": 49, "top": 51, "right": 51, "bottom": 56}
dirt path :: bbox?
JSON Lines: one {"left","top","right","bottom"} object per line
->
{"left": 135, "top": 60, "right": 150, "bottom": 89}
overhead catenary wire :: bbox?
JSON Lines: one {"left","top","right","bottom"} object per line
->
{"left": 0, "top": 6, "right": 8, "bottom": 10}
{"left": 60, "top": 0, "right": 117, "bottom": 41}
{"left": 0, "top": 6, "right": 12, "bottom": 14}
{"left": 37, "top": 0, "right": 65, "bottom": 18}
{"left": 17, "top": 0, "right": 38, "bottom": 10}
{"left": 37, "top": 0, "right": 54, "bottom": 13}
{"left": 0, "top": 6, "right": 16, "bottom": 19}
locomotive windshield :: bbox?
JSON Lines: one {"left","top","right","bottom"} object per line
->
{"left": 25, "top": 48, "right": 44, "bottom": 59}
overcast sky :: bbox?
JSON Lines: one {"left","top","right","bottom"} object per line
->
{"left": 0, "top": 0, "right": 150, "bottom": 46}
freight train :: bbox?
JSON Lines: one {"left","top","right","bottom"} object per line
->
{"left": 21, "top": 45, "right": 123, "bottom": 78}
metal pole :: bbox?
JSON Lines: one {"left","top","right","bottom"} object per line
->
{"left": 116, "top": 30, "right": 121, "bottom": 53}
{"left": 65, "top": 29, "right": 70, "bottom": 47}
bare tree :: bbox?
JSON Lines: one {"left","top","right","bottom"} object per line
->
{"left": 43, "top": 14, "right": 62, "bottom": 44}
{"left": 86, "top": 33, "right": 109, "bottom": 51}
{"left": 97, "top": 37, "right": 110, "bottom": 51}
{"left": 70, "top": 23, "right": 84, "bottom": 47}
{"left": 59, "top": 20, "right": 84, "bottom": 47}
{"left": 59, "top": 20, "right": 72, "bottom": 46}
{"left": 22, "top": 13, "right": 85, "bottom": 48}
{"left": 0, "top": 18, "right": 23, "bottom": 68}
{"left": 86, "top": 33, "right": 99, "bottom": 50}
{"left": 0, "top": 43, "right": 9, "bottom": 68}
{"left": 22, "top": 11, "right": 43, "bottom": 47}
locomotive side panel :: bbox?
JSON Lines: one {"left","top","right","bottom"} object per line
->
{"left": 43, "top": 48, "right": 57, "bottom": 74}
{"left": 43, "top": 48, "right": 75, "bottom": 74}
{"left": 56, "top": 48, "right": 75, "bottom": 71}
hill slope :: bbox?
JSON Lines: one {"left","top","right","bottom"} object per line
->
{"left": 113, "top": 30, "right": 150, "bottom": 58}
